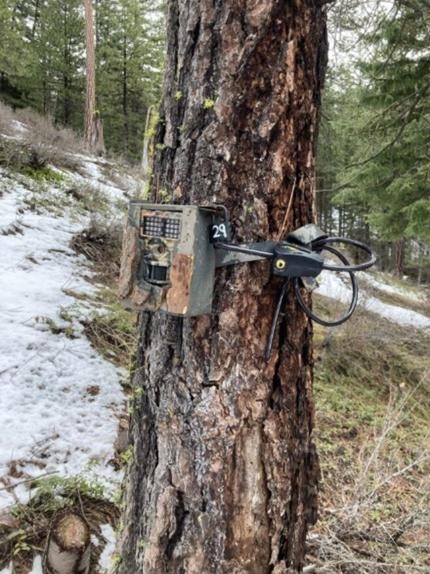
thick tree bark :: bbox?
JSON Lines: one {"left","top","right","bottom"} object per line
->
{"left": 84, "top": 0, "right": 104, "bottom": 154}
{"left": 119, "top": 1, "right": 327, "bottom": 573}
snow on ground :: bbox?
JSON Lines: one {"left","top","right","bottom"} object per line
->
{"left": 317, "top": 271, "right": 430, "bottom": 329}
{"left": 29, "top": 556, "right": 43, "bottom": 574}
{"left": 0, "top": 158, "right": 133, "bottom": 511}
{"left": 0, "top": 119, "right": 428, "bottom": 571}
{"left": 70, "top": 152, "right": 140, "bottom": 202}
{"left": 363, "top": 272, "right": 427, "bottom": 303}
{"left": 99, "top": 523, "right": 117, "bottom": 572}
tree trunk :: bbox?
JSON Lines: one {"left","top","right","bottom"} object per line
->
{"left": 84, "top": 0, "right": 103, "bottom": 152}
{"left": 62, "top": 3, "right": 71, "bottom": 126}
{"left": 31, "top": 0, "right": 41, "bottom": 40}
{"left": 141, "top": 105, "right": 156, "bottom": 176}
{"left": 394, "top": 238, "right": 405, "bottom": 277}
{"left": 122, "top": 31, "right": 129, "bottom": 151}
{"left": 119, "top": 2, "right": 327, "bottom": 573}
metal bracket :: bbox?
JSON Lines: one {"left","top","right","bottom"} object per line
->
{"left": 215, "top": 241, "right": 275, "bottom": 267}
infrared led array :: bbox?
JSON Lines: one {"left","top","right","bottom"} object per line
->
{"left": 143, "top": 216, "right": 181, "bottom": 239}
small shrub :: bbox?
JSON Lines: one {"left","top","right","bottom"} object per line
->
{"left": 0, "top": 137, "right": 34, "bottom": 169}
{"left": 65, "top": 183, "right": 111, "bottom": 214}
{"left": 0, "top": 102, "right": 85, "bottom": 170}
{"left": 71, "top": 218, "right": 124, "bottom": 284}
{"left": 20, "top": 165, "right": 64, "bottom": 184}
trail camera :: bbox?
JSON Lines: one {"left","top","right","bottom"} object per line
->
{"left": 119, "top": 200, "right": 375, "bottom": 357}
{"left": 119, "top": 202, "right": 222, "bottom": 316}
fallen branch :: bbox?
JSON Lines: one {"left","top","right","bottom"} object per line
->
{"left": 0, "top": 471, "right": 59, "bottom": 492}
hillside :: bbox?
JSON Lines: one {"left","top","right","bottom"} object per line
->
{"left": 0, "top": 106, "right": 429, "bottom": 573}
{"left": 0, "top": 107, "right": 139, "bottom": 573}
{"left": 309, "top": 286, "right": 430, "bottom": 572}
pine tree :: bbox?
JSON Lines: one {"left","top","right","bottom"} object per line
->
{"left": 0, "top": 0, "right": 28, "bottom": 106}
{"left": 334, "top": 4, "right": 430, "bottom": 249}
{"left": 119, "top": 0, "right": 328, "bottom": 571}
{"left": 84, "top": 0, "right": 105, "bottom": 154}
{"left": 0, "top": 0, "right": 165, "bottom": 159}
{"left": 95, "top": 0, "right": 165, "bottom": 160}
{"left": 28, "top": 0, "right": 85, "bottom": 128}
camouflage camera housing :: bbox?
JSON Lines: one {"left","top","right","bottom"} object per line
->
{"left": 119, "top": 202, "right": 216, "bottom": 316}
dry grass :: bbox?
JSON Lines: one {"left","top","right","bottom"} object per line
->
{"left": 361, "top": 280, "right": 430, "bottom": 318}
{"left": 71, "top": 218, "right": 137, "bottom": 369}
{"left": 307, "top": 301, "right": 430, "bottom": 573}
{"left": 71, "top": 217, "right": 124, "bottom": 286}
{"left": 0, "top": 101, "right": 84, "bottom": 170}
{"left": 0, "top": 101, "right": 16, "bottom": 136}
{"left": 82, "top": 298, "right": 137, "bottom": 368}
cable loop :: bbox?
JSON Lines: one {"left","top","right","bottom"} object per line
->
{"left": 294, "top": 245, "right": 359, "bottom": 327}
{"left": 312, "top": 237, "right": 376, "bottom": 272}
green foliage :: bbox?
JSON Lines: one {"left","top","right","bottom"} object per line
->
{"left": 0, "top": 1, "right": 29, "bottom": 105}
{"left": 8, "top": 471, "right": 108, "bottom": 537}
{"left": 119, "top": 445, "right": 134, "bottom": 466}
{"left": 45, "top": 316, "right": 76, "bottom": 339}
{"left": 27, "top": 0, "right": 85, "bottom": 127}
{"left": 29, "top": 472, "right": 107, "bottom": 508}
{"left": 20, "top": 165, "right": 64, "bottom": 183}
{"left": 0, "top": 0, "right": 166, "bottom": 161}
{"left": 95, "top": 0, "right": 165, "bottom": 160}
{"left": 320, "top": 5, "right": 430, "bottom": 247}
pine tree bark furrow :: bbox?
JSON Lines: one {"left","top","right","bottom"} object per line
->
{"left": 119, "top": 1, "right": 327, "bottom": 573}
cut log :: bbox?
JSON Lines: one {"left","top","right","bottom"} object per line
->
{"left": 44, "top": 512, "right": 91, "bottom": 574}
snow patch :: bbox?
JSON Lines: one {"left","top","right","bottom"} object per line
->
{"left": 29, "top": 556, "right": 43, "bottom": 574}
{"left": 0, "top": 162, "right": 128, "bottom": 509}
{"left": 317, "top": 271, "right": 430, "bottom": 329}
{"left": 364, "top": 273, "right": 426, "bottom": 303}
{"left": 11, "top": 120, "right": 29, "bottom": 134}
{"left": 99, "top": 523, "right": 117, "bottom": 571}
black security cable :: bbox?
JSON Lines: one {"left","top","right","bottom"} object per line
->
{"left": 216, "top": 230, "right": 375, "bottom": 359}
{"left": 264, "top": 280, "right": 289, "bottom": 361}
{"left": 314, "top": 237, "right": 376, "bottom": 272}
{"left": 294, "top": 245, "right": 359, "bottom": 327}
{"left": 265, "top": 246, "right": 360, "bottom": 359}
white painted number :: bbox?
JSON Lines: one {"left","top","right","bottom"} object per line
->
{"left": 213, "top": 223, "right": 227, "bottom": 239}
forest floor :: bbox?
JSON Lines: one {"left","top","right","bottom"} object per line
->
{"left": 0, "top": 108, "right": 429, "bottom": 573}
{"left": 308, "top": 284, "right": 430, "bottom": 572}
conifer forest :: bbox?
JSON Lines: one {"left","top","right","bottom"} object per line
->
{"left": 0, "top": 1, "right": 429, "bottom": 573}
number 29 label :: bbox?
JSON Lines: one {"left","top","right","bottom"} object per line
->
{"left": 209, "top": 222, "right": 230, "bottom": 243}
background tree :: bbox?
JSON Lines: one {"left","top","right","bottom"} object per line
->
{"left": 95, "top": 0, "right": 165, "bottom": 159}
{"left": 119, "top": 1, "right": 328, "bottom": 572}
{"left": 84, "top": 0, "right": 104, "bottom": 153}
{"left": 335, "top": 3, "right": 430, "bottom": 274}
{"left": 0, "top": 0, "right": 28, "bottom": 106}
{"left": 316, "top": 0, "right": 430, "bottom": 279}
{"left": 28, "top": 0, "right": 85, "bottom": 125}
{"left": 0, "top": 0, "right": 165, "bottom": 160}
